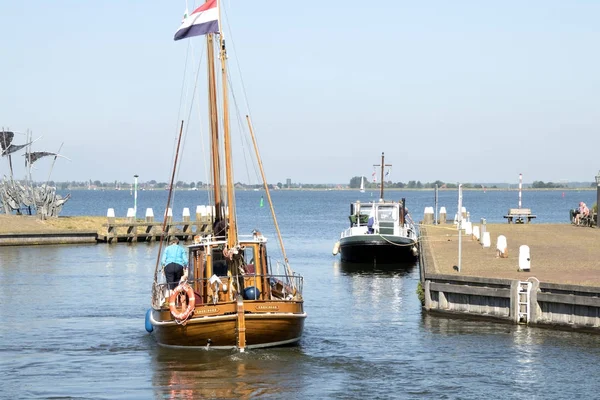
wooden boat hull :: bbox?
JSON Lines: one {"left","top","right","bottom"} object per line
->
{"left": 339, "top": 234, "right": 418, "bottom": 263}
{"left": 150, "top": 301, "right": 306, "bottom": 349}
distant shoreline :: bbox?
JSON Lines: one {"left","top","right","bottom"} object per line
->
{"left": 61, "top": 187, "right": 596, "bottom": 192}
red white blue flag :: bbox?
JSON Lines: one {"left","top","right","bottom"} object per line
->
{"left": 174, "top": 0, "right": 219, "bottom": 41}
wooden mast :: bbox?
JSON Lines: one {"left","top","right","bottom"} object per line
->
{"left": 206, "top": 33, "right": 223, "bottom": 226}
{"left": 217, "top": 3, "right": 238, "bottom": 249}
{"left": 216, "top": 0, "right": 244, "bottom": 352}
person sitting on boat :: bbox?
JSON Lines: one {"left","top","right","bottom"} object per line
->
{"left": 161, "top": 236, "right": 189, "bottom": 296}
{"left": 367, "top": 216, "right": 375, "bottom": 234}
{"left": 574, "top": 202, "right": 589, "bottom": 225}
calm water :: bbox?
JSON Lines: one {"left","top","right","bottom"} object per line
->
{"left": 1, "top": 189, "right": 599, "bottom": 399}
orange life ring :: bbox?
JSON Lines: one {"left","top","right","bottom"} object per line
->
{"left": 169, "top": 283, "right": 195, "bottom": 321}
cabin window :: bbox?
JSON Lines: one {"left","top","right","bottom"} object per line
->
{"left": 211, "top": 247, "right": 228, "bottom": 276}
{"left": 244, "top": 246, "right": 256, "bottom": 264}
{"left": 378, "top": 206, "right": 397, "bottom": 222}
{"left": 243, "top": 246, "right": 257, "bottom": 275}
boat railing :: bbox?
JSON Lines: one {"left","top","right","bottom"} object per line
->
{"left": 341, "top": 226, "right": 367, "bottom": 238}
{"left": 153, "top": 272, "right": 303, "bottom": 309}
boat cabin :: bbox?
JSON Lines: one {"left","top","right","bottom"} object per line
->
{"left": 182, "top": 234, "right": 296, "bottom": 306}
{"left": 349, "top": 201, "right": 407, "bottom": 228}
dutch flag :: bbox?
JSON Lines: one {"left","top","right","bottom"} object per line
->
{"left": 174, "top": 0, "right": 219, "bottom": 41}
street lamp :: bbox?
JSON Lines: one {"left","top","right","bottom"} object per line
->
{"left": 133, "top": 174, "right": 139, "bottom": 218}
{"left": 595, "top": 171, "right": 600, "bottom": 228}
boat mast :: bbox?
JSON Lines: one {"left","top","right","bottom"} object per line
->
{"left": 373, "top": 152, "right": 392, "bottom": 201}
{"left": 380, "top": 152, "right": 384, "bottom": 200}
{"left": 206, "top": 32, "right": 224, "bottom": 226}
{"left": 217, "top": 1, "right": 238, "bottom": 248}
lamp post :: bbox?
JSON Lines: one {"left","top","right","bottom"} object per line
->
{"left": 595, "top": 171, "right": 600, "bottom": 228}
{"left": 133, "top": 174, "right": 139, "bottom": 218}
{"left": 457, "top": 183, "right": 463, "bottom": 273}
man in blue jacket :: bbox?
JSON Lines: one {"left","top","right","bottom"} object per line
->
{"left": 161, "top": 236, "right": 189, "bottom": 295}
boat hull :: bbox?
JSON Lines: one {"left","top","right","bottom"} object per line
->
{"left": 150, "top": 302, "right": 306, "bottom": 349}
{"left": 339, "top": 234, "right": 418, "bottom": 263}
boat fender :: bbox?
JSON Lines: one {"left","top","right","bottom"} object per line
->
{"left": 332, "top": 241, "right": 340, "bottom": 256}
{"left": 411, "top": 245, "right": 419, "bottom": 257}
{"left": 169, "top": 283, "right": 196, "bottom": 321}
{"left": 145, "top": 309, "right": 153, "bottom": 333}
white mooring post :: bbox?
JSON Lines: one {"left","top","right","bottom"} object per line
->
{"left": 145, "top": 208, "right": 154, "bottom": 222}
{"left": 496, "top": 235, "right": 508, "bottom": 258}
{"left": 439, "top": 206, "right": 447, "bottom": 224}
{"left": 472, "top": 225, "right": 480, "bottom": 241}
{"left": 423, "top": 207, "right": 434, "bottom": 225}
{"left": 519, "top": 245, "right": 531, "bottom": 271}
{"left": 195, "top": 205, "right": 204, "bottom": 223}
{"left": 107, "top": 208, "right": 115, "bottom": 224}
{"left": 126, "top": 208, "right": 135, "bottom": 223}
{"left": 481, "top": 231, "right": 491, "bottom": 248}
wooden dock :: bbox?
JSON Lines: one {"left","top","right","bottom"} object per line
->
{"left": 96, "top": 219, "right": 212, "bottom": 243}
{"left": 419, "top": 222, "right": 600, "bottom": 333}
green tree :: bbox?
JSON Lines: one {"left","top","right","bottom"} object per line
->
{"left": 349, "top": 176, "right": 362, "bottom": 189}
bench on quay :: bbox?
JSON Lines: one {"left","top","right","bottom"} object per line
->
{"left": 504, "top": 208, "right": 536, "bottom": 224}
{"left": 576, "top": 211, "right": 598, "bottom": 227}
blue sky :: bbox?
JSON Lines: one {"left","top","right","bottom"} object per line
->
{"left": 1, "top": 1, "right": 598, "bottom": 185}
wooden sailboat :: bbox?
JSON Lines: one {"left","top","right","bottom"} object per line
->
{"left": 147, "top": 0, "right": 306, "bottom": 351}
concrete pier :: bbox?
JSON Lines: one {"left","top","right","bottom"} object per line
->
{"left": 419, "top": 223, "right": 600, "bottom": 333}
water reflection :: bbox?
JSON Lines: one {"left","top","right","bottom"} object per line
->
{"left": 150, "top": 346, "right": 310, "bottom": 399}
{"left": 334, "top": 260, "right": 416, "bottom": 276}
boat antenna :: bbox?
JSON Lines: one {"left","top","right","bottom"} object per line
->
{"left": 373, "top": 152, "right": 391, "bottom": 201}
{"left": 246, "top": 115, "right": 294, "bottom": 279}
{"left": 153, "top": 120, "right": 185, "bottom": 282}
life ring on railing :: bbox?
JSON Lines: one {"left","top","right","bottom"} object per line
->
{"left": 169, "top": 283, "right": 195, "bottom": 321}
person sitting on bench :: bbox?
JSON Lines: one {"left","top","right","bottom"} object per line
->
{"left": 574, "top": 202, "right": 589, "bottom": 225}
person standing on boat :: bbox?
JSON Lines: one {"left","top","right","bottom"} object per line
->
{"left": 161, "top": 236, "right": 188, "bottom": 296}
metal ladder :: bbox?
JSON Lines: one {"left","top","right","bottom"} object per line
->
{"left": 517, "top": 281, "right": 532, "bottom": 323}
